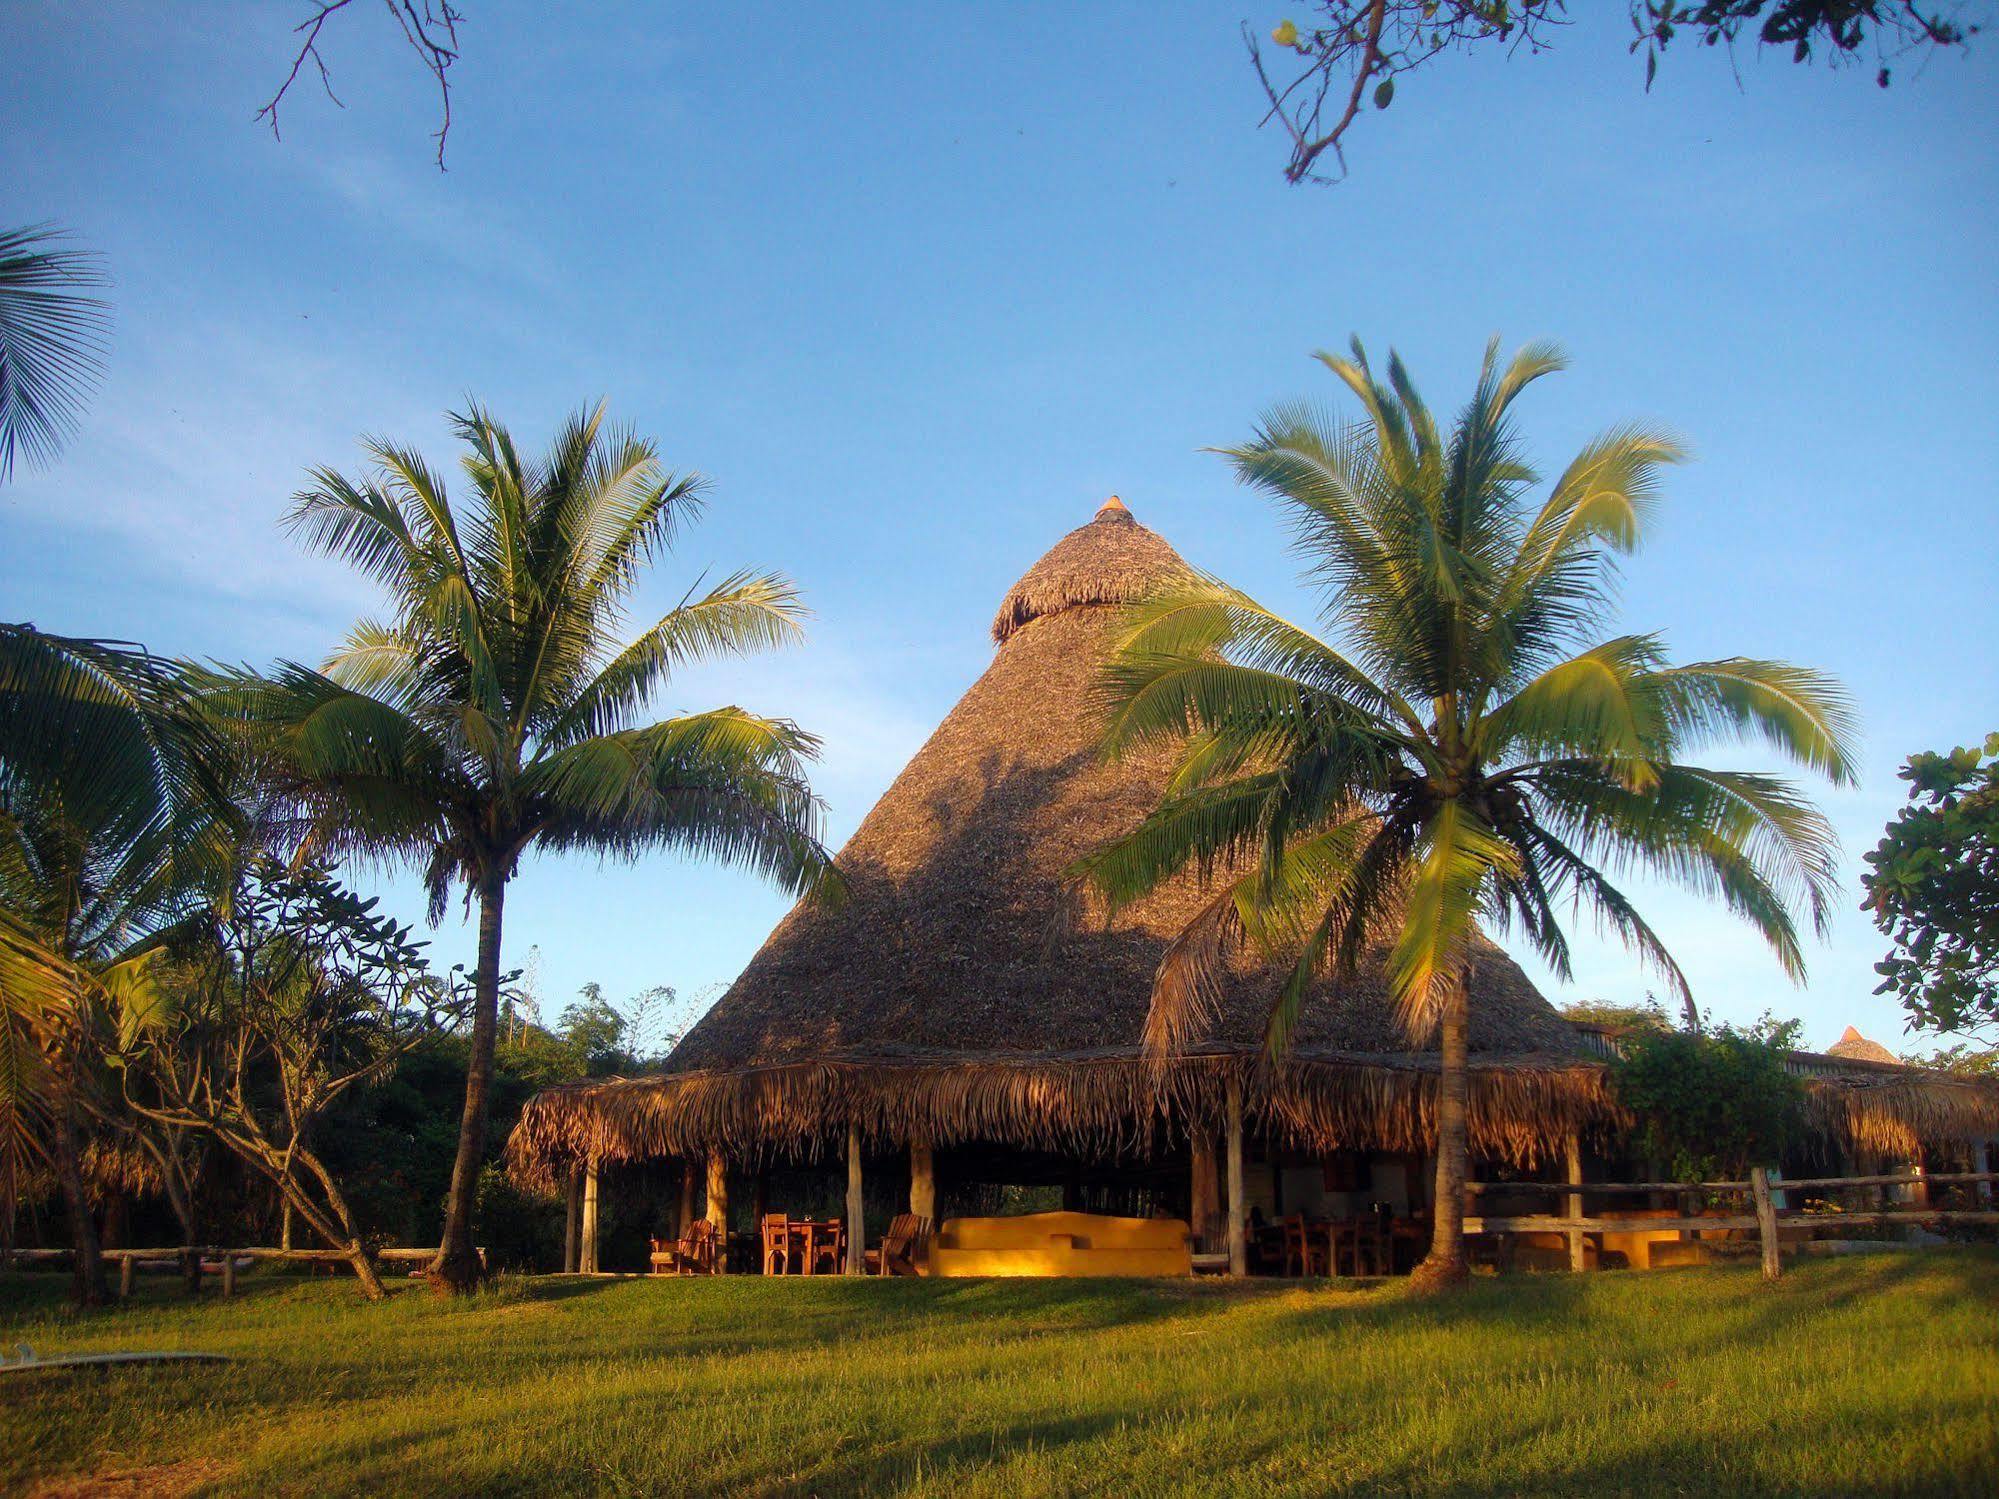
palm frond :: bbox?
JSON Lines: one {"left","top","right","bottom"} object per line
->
{"left": 1644, "top": 658, "right": 1861, "bottom": 786}
{"left": 0, "top": 223, "right": 111, "bottom": 479}
{"left": 542, "top": 572, "right": 807, "bottom": 749}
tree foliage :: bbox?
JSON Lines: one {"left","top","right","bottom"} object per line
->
{"left": 124, "top": 856, "right": 462, "bottom": 1298}
{"left": 0, "top": 224, "right": 112, "bottom": 480}
{"left": 1862, "top": 733, "right": 1999, "bottom": 1039}
{"left": 1079, "top": 336, "right": 1849, "bottom": 1288}
{"left": 1251, "top": 3, "right": 1986, "bottom": 183}
{"left": 225, "top": 400, "right": 836, "bottom": 1291}
{"left": 1611, "top": 1022, "right": 1805, "bottom": 1180}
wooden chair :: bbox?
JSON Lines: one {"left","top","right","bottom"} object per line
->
{"left": 760, "top": 1214, "right": 792, "bottom": 1276}
{"left": 1281, "top": 1214, "right": 1328, "bottom": 1276}
{"left": 864, "top": 1213, "right": 930, "bottom": 1276}
{"left": 811, "top": 1221, "right": 847, "bottom": 1276}
{"left": 1350, "top": 1216, "right": 1391, "bottom": 1277}
{"left": 675, "top": 1219, "right": 718, "bottom": 1276}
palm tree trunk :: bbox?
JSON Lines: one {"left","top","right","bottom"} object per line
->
{"left": 55, "top": 1095, "right": 107, "bottom": 1307}
{"left": 1412, "top": 977, "right": 1470, "bottom": 1294}
{"left": 430, "top": 873, "right": 505, "bottom": 1294}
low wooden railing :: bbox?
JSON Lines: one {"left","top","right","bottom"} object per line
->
{"left": 1462, "top": 1169, "right": 1999, "bottom": 1279}
{"left": 4, "top": 1245, "right": 482, "bottom": 1297}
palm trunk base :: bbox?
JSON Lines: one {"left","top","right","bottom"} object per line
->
{"left": 1408, "top": 1252, "right": 1470, "bottom": 1295}
{"left": 427, "top": 1242, "right": 484, "bottom": 1295}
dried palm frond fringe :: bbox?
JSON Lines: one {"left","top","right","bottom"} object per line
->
{"left": 507, "top": 1050, "right": 1624, "bottom": 1190}
{"left": 508, "top": 1052, "right": 1999, "bottom": 1194}
{"left": 1804, "top": 1073, "right": 1999, "bottom": 1160}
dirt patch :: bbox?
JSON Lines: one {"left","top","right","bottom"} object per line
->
{"left": 28, "top": 1457, "right": 234, "bottom": 1498}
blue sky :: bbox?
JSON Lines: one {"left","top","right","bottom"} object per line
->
{"left": 4, "top": 2, "right": 1994, "bottom": 1052}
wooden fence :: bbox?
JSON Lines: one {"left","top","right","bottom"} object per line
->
{"left": 1463, "top": 1169, "right": 1999, "bottom": 1279}
{"left": 4, "top": 1245, "right": 481, "bottom": 1297}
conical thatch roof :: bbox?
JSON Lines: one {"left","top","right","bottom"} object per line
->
{"left": 512, "top": 501, "right": 1610, "bottom": 1177}
{"left": 671, "top": 500, "right": 1579, "bottom": 1073}
{"left": 1826, "top": 1025, "right": 1901, "bottom": 1067}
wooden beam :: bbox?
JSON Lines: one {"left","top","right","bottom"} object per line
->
{"left": 1751, "top": 1166, "right": 1781, "bottom": 1280}
{"left": 1976, "top": 1142, "right": 1993, "bottom": 1205}
{"left": 1225, "top": 1075, "right": 1247, "bottom": 1277}
{"left": 909, "top": 1138, "right": 936, "bottom": 1224}
{"left": 845, "top": 1126, "right": 865, "bottom": 1275}
{"left": 706, "top": 1150, "right": 729, "bottom": 1275}
{"left": 1564, "top": 1133, "right": 1586, "bottom": 1273}
{"left": 563, "top": 1165, "right": 582, "bottom": 1275}
{"left": 581, "top": 1156, "right": 600, "bottom": 1275}
{"left": 1190, "top": 1128, "right": 1220, "bottom": 1252}
{"left": 678, "top": 1159, "right": 698, "bottom": 1237}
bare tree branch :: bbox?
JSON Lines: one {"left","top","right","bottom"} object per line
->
{"left": 256, "top": 0, "right": 465, "bottom": 170}
{"left": 1249, "top": 2, "right": 1983, "bottom": 185}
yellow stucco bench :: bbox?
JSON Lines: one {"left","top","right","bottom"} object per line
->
{"left": 926, "top": 1211, "right": 1192, "bottom": 1278}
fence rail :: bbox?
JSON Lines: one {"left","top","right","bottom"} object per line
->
{"left": 1466, "top": 1167, "right": 1998, "bottom": 1279}
{"left": 4, "top": 1244, "right": 483, "bottom": 1297}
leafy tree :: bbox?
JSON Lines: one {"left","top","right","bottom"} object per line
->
{"left": 124, "top": 857, "right": 459, "bottom": 1300}
{"left": 556, "top": 983, "right": 628, "bottom": 1070}
{"left": 1250, "top": 3, "right": 1986, "bottom": 183}
{"left": 1611, "top": 1022, "right": 1805, "bottom": 1180}
{"left": 0, "top": 224, "right": 112, "bottom": 480}
{"left": 1081, "top": 337, "right": 1852, "bottom": 1290}
{"left": 1862, "top": 734, "right": 1999, "bottom": 1040}
{"left": 229, "top": 403, "right": 838, "bottom": 1292}
{"left": 1560, "top": 997, "right": 1673, "bottom": 1032}
{"left": 1900, "top": 1041, "right": 1999, "bottom": 1076}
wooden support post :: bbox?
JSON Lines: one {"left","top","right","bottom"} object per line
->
{"left": 119, "top": 1255, "right": 136, "bottom": 1299}
{"left": 1225, "top": 1075, "right": 1247, "bottom": 1277}
{"left": 581, "top": 1156, "right": 601, "bottom": 1275}
{"left": 1976, "top": 1141, "right": 1993, "bottom": 1205}
{"left": 1564, "top": 1133, "right": 1587, "bottom": 1273}
{"left": 679, "top": 1159, "right": 698, "bottom": 1237}
{"left": 182, "top": 1247, "right": 203, "bottom": 1296}
{"left": 1191, "top": 1128, "right": 1221, "bottom": 1253}
{"left": 1751, "top": 1166, "right": 1781, "bottom": 1281}
{"left": 221, "top": 1254, "right": 237, "bottom": 1298}
{"left": 706, "top": 1150, "right": 729, "bottom": 1274}
{"left": 563, "top": 1165, "right": 582, "bottom": 1274}
{"left": 845, "top": 1126, "right": 865, "bottom": 1275}
{"left": 909, "top": 1138, "right": 936, "bottom": 1224}
{"left": 1909, "top": 1152, "right": 1931, "bottom": 1211}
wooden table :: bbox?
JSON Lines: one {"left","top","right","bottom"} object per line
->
{"left": 786, "top": 1219, "right": 845, "bottom": 1275}
{"left": 1321, "top": 1218, "right": 1394, "bottom": 1277}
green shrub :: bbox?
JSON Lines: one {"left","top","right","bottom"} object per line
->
{"left": 1611, "top": 1026, "right": 1805, "bottom": 1181}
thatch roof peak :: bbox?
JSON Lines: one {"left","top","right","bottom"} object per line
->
{"left": 990, "top": 498, "right": 1191, "bottom": 644}
{"left": 1828, "top": 1026, "right": 1900, "bottom": 1066}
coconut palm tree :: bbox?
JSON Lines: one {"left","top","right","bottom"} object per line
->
{"left": 1080, "top": 339, "right": 1855, "bottom": 1291}
{"left": 0, "top": 223, "right": 111, "bottom": 480}
{"left": 237, "top": 403, "right": 838, "bottom": 1292}
{"left": 0, "top": 624, "right": 226, "bottom": 1301}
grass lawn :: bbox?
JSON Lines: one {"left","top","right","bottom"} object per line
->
{"left": 3, "top": 1251, "right": 1997, "bottom": 1497}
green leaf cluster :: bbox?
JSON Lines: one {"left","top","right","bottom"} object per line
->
{"left": 1610, "top": 1024, "right": 1805, "bottom": 1182}
{"left": 1862, "top": 733, "right": 1999, "bottom": 1038}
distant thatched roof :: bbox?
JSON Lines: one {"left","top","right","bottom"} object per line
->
{"left": 1826, "top": 1026, "right": 1901, "bottom": 1067}
{"left": 512, "top": 501, "right": 1608, "bottom": 1179}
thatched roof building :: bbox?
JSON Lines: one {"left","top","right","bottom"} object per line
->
{"left": 512, "top": 500, "right": 1998, "bottom": 1195}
